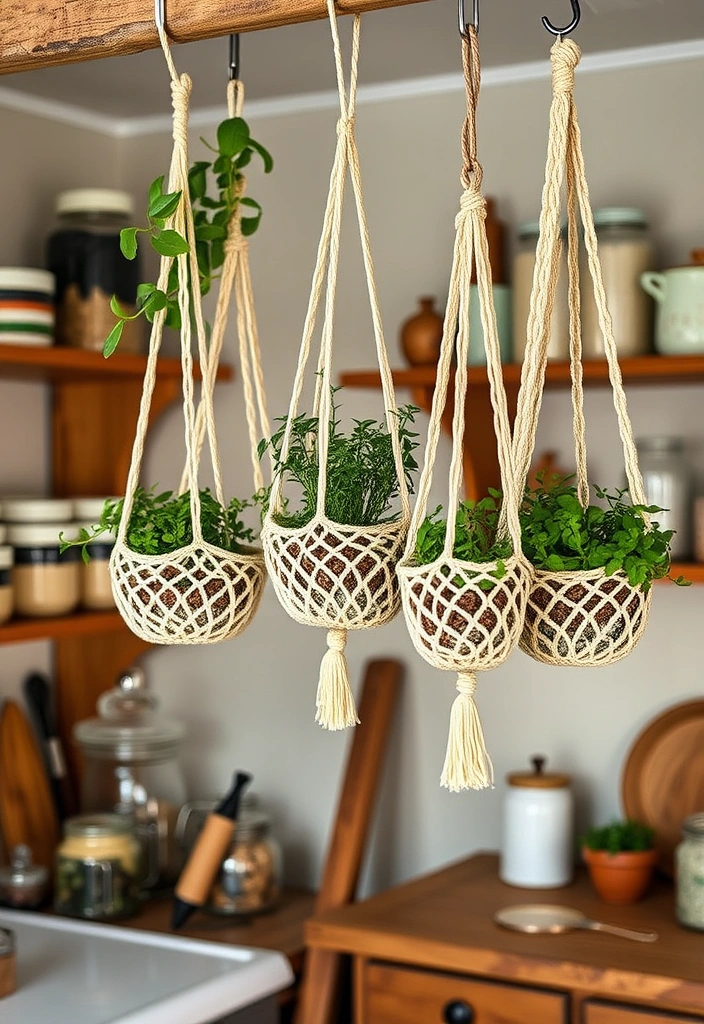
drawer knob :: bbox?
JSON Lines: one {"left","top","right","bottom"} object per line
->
{"left": 442, "top": 1000, "right": 475, "bottom": 1023}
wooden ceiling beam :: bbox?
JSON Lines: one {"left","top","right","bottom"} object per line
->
{"left": 1, "top": 0, "right": 430, "bottom": 76}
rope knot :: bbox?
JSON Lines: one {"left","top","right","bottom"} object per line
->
{"left": 326, "top": 628, "right": 347, "bottom": 653}
{"left": 455, "top": 189, "right": 486, "bottom": 229}
{"left": 550, "top": 38, "right": 580, "bottom": 95}
{"left": 170, "top": 73, "right": 192, "bottom": 148}
{"left": 336, "top": 114, "right": 356, "bottom": 138}
{"left": 224, "top": 234, "right": 248, "bottom": 256}
{"left": 456, "top": 672, "right": 477, "bottom": 698}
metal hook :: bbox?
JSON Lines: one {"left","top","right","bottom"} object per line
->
{"left": 542, "top": 0, "right": 581, "bottom": 37}
{"left": 229, "top": 33, "right": 240, "bottom": 82}
{"left": 154, "top": 0, "right": 165, "bottom": 35}
{"left": 458, "top": 0, "right": 479, "bottom": 37}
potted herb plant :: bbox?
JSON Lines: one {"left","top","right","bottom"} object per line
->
{"left": 582, "top": 819, "right": 657, "bottom": 905}
{"left": 519, "top": 476, "right": 688, "bottom": 667}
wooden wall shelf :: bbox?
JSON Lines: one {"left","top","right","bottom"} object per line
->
{"left": 0, "top": 610, "right": 126, "bottom": 646}
{"left": 0, "top": 344, "right": 233, "bottom": 383}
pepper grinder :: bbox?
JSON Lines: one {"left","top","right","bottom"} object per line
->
{"left": 500, "top": 755, "right": 574, "bottom": 888}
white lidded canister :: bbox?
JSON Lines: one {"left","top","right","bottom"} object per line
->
{"left": 500, "top": 756, "right": 574, "bottom": 889}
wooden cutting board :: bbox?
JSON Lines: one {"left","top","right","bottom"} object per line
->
{"left": 622, "top": 699, "right": 704, "bottom": 876}
{"left": 0, "top": 700, "right": 60, "bottom": 869}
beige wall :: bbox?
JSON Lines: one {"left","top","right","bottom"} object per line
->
{"left": 1, "top": 55, "right": 703, "bottom": 891}
{"left": 0, "top": 108, "right": 122, "bottom": 702}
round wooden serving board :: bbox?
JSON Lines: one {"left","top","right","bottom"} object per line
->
{"left": 622, "top": 699, "right": 704, "bottom": 876}
{"left": 0, "top": 700, "right": 59, "bottom": 869}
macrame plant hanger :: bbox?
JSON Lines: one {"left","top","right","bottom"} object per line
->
{"left": 397, "top": 16, "right": 531, "bottom": 792}
{"left": 110, "top": 15, "right": 269, "bottom": 645}
{"left": 512, "top": 7, "right": 652, "bottom": 667}
{"left": 261, "top": 0, "right": 410, "bottom": 730}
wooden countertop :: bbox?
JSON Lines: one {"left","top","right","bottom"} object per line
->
{"left": 306, "top": 853, "right": 704, "bottom": 1015}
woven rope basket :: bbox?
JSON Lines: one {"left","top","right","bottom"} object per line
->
{"left": 263, "top": 518, "right": 406, "bottom": 631}
{"left": 520, "top": 567, "right": 651, "bottom": 667}
{"left": 399, "top": 554, "right": 531, "bottom": 674}
{"left": 111, "top": 544, "right": 266, "bottom": 646}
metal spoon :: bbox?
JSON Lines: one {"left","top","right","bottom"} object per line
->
{"left": 495, "top": 904, "right": 658, "bottom": 943}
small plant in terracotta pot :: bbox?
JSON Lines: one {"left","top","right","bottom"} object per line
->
{"left": 582, "top": 819, "right": 657, "bottom": 905}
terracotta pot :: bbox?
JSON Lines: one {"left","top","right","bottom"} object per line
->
{"left": 582, "top": 847, "right": 658, "bottom": 905}
{"left": 399, "top": 297, "right": 444, "bottom": 367}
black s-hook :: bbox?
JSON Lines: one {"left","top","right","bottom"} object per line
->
{"left": 542, "top": 0, "right": 581, "bottom": 37}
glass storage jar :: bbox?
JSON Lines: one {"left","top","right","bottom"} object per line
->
{"left": 73, "top": 667, "right": 187, "bottom": 890}
{"left": 635, "top": 436, "right": 692, "bottom": 559}
{"left": 0, "top": 844, "right": 49, "bottom": 909}
{"left": 676, "top": 813, "right": 704, "bottom": 931}
{"left": 581, "top": 207, "right": 655, "bottom": 358}
{"left": 206, "top": 808, "right": 283, "bottom": 917}
{"left": 76, "top": 522, "right": 115, "bottom": 610}
{"left": 513, "top": 221, "right": 569, "bottom": 362}
{"left": 55, "top": 814, "right": 141, "bottom": 920}
{"left": 46, "top": 189, "right": 142, "bottom": 353}
{"left": 0, "top": 546, "right": 13, "bottom": 625}
{"left": 0, "top": 497, "right": 73, "bottom": 523}
{"left": 8, "top": 523, "right": 80, "bottom": 617}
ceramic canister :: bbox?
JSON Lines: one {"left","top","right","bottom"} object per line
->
{"left": 641, "top": 259, "right": 704, "bottom": 355}
{"left": 500, "top": 756, "right": 574, "bottom": 889}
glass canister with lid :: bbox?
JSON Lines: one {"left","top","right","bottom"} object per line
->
{"left": 635, "top": 436, "right": 692, "bottom": 560}
{"left": 73, "top": 666, "right": 187, "bottom": 890}
{"left": 513, "top": 220, "right": 570, "bottom": 363}
{"left": 55, "top": 813, "right": 141, "bottom": 920}
{"left": 581, "top": 207, "right": 656, "bottom": 358}
{"left": 500, "top": 755, "right": 574, "bottom": 888}
{"left": 206, "top": 807, "right": 283, "bottom": 917}
{"left": 7, "top": 521, "right": 79, "bottom": 617}
{"left": 46, "top": 188, "right": 142, "bottom": 353}
{"left": 676, "top": 813, "right": 704, "bottom": 930}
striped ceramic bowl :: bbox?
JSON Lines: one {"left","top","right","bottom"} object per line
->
{"left": 0, "top": 268, "right": 55, "bottom": 347}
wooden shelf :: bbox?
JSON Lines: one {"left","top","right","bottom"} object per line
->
{"left": 0, "top": 344, "right": 233, "bottom": 383}
{"left": 0, "top": 610, "right": 127, "bottom": 645}
{"left": 670, "top": 563, "right": 704, "bottom": 584}
{"left": 340, "top": 353, "right": 704, "bottom": 393}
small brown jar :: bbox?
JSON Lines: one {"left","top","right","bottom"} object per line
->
{"left": 400, "top": 297, "right": 444, "bottom": 366}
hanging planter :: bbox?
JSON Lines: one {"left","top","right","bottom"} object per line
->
{"left": 397, "top": 27, "right": 531, "bottom": 792}
{"left": 63, "top": 37, "right": 273, "bottom": 645}
{"left": 512, "top": 34, "right": 686, "bottom": 669}
{"left": 261, "top": 2, "right": 414, "bottom": 730}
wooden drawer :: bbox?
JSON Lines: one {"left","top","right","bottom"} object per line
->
{"left": 360, "top": 960, "right": 568, "bottom": 1024}
{"left": 584, "top": 1001, "right": 704, "bottom": 1024}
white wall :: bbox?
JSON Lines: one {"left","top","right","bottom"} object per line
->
{"left": 1, "top": 53, "right": 703, "bottom": 893}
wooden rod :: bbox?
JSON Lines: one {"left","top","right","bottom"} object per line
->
{"left": 0, "top": 0, "right": 429, "bottom": 76}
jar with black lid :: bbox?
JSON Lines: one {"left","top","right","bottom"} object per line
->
{"left": 47, "top": 189, "right": 143, "bottom": 353}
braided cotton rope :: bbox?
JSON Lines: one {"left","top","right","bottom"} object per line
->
{"left": 513, "top": 39, "right": 651, "bottom": 667}
{"left": 261, "top": 1, "right": 409, "bottom": 730}
{"left": 398, "top": 29, "right": 531, "bottom": 792}
{"left": 110, "top": 33, "right": 266, "bottom": 645}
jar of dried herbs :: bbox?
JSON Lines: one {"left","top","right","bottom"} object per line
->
{"left": 47, "top": 189, "right": 143, "bottom": 353}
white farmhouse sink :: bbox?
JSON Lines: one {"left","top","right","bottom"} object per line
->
{"left": 0, "top": 909, "right": 293, "bottom": 1024}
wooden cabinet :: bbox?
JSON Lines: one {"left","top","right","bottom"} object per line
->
{"left": 361, "top": 961, "right": 567, "bottom": 1024}
{"left": 307, "top": 855, "right": 704, "bottom": 1024}
{"left": 583, "top": 1002, "right": 703, "bottom": 1024}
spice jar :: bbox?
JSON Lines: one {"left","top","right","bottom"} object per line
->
{"left": 500, "top": 756, "right": 574, "bottom": 888}
{"left": 47, "top": 189, "right": 142, "bottom": 353}
{"left": 8, "top": 523, "right": 80, "bottom": 617}
{"left": 0, "top": 267, "right": 55, "bottom": 348}
{"left": 74, "top": 667, "right": 187, "bottom": 890}
{"left": 0, "top": 929, "right": 16, "bottom": 1000}
{"left": 1, "top": 497, "right": 73, "bottom": 523}
{"left": 635, "top": 436, "right": 692, "bottom": 559}
{"left": 581, "top": 208, "right": 655, "bottom": 358}
{"left": 0, "top": 546, "right": 13, "bottom": 625}
{"left": 676, "top": 813, "right": 704, "bottom": 931}
{"left": 513, "top": 221, "right": 569, "bottom": 363}
{"left": 55, "top": 814, "right": 141, "bottom": 920}
{"left": 206, "top": 808, "right": 282, "bottom": 917}
{"left": 0, "top": 844, "right": 49, "bottom": 909}
{"left": 76, "top": 521, "right": 115, "bottom": 610}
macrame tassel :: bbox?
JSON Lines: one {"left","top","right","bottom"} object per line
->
{"left": 440, "top": 672, "right": 494, "bottom": 792}
{"left": 315, "top": 628, "right": 359, "bottom": 731}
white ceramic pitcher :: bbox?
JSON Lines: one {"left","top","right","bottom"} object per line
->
{"left": 641, "top": 257, "right": 704, "bottom": 354}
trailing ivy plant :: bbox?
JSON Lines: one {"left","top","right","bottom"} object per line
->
{"left": 413, "top": 490, "right": 514, "bottom": 591}
{"left": 582, "top": 819, "right": 655, "bottom": 855}
{"left": 60, "top": 486, "right": 263, "bottom": 563}
{"left": 104, "top": 116, "right": 273, "bottom": 356}
{"left": 520, "top": 476, "right": 689, "bottom": 592}
{"left": 259, "top": 388, "right": 419, "bottom": 529}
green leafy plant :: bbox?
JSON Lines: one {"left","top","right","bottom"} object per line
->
{"left": 582, "top": 819, "right": 655, "bottom": 855}
{"left": 60, "top": 486, "right": 263, "bottom": 563}
{"left": 259, "top": 389, "right": 419, "bottom": 528}
{"left": 104, "top": 115, "right": 273, "bottom": 357}
{"left": 413, "top": 491, "right": 513, "bottom": 590}
{"left": 520, "top": 475, "right": 689, "bottom": 592}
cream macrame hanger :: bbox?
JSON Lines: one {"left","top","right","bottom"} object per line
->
{"left": 109, "top": 10, "right": 267, "bottom": 645}
{"left": 398, "top": 20, "right": 530, "bottom": 792}
{"left": 261, "top": 0, "right": 410, "bottom": 731}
